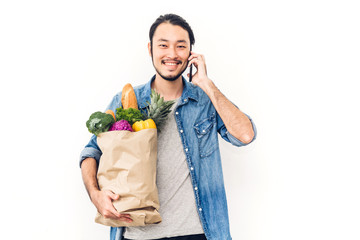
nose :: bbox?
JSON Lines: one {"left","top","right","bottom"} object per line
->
{"left": 166, "top": 46, "right": 177, "bottom": 59}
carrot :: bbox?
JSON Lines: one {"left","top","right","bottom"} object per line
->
{"left": 105, "top": 109, "right": 116, "bottom": 121}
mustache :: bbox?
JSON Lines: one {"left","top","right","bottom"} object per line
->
{"left": 161, "top": 59, "right": 183, "bottom": 64}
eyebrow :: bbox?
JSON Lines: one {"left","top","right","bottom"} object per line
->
{"left": 157, "top": 38, "right": 188, "bottom": 44}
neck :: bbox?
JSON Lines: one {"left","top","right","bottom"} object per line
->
{"left": 151, "top": 74, "right": 184, "bottom": 101}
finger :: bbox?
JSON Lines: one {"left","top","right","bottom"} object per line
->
{"left": 104, "top": 195, "right": 121, "bottom": 218}
{"left": 102, "top": 208, "right": 121, "bottom": 219}
{"left": 188, "top": 58, "right": 200, "bottom": 68}
{"left": 119, "top": 213, "right": 131, "bottom": 218}
{"left": 188, "top": 53, "right": 205, "bottom": 63}
{"left": 106, "top": 191, "right": 120, "bottom": 201}
{"left": 119, "top": 213, "right": 132, "bottom": 222}
{"left": 188, "top": 53, "right": 200, "bottom": 61}
{"left": 119, "top": 216, "right": 133, "bottom": 222}
{"left": 190, "top": 51, "right": 199, "bottom": 57}
{"left": 189, "top": 59, "right": 207, "bottom": 76}
{"left": 199, "top": 54, "right": 205, "bottom": 61}
{"left": 107, "top": 206, "right": 121, "bottom": 218}
{"left": 188, "top": 58, "right": 197, "bottom": 66}
{"left": 111, "top": 194, "right": 120, "bottom": 200}
{"left": 190, "top": 52, "right": 204, "bottom": 60}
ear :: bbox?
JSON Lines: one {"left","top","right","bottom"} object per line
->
{"left": 148, "top": 42, "right": 152, "bottom": 57}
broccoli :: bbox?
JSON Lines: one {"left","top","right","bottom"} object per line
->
{"left": 86, "top": 111, "right": 115, "bottom": 136}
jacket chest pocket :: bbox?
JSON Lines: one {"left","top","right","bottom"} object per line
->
{"left": 194, "top": 112, "right": 218, "bottom": 157}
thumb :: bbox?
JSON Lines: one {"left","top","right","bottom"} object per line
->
{"left": 107, "top": 191, "right": 120, "bottom": 200}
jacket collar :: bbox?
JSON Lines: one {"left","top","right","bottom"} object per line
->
{"left": 139, "top": 75, "right": 198, "bottom": 109}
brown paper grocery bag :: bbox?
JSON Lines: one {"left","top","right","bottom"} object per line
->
{"left": 95, "top": 128, "right": 162, "bottom": 227}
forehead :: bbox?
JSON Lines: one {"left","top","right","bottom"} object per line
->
{"left": 153, "top": 23, "right": 190, "bottom": 43}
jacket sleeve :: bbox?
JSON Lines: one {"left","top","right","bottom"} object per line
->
{"left": 79, "top": 93, "right": 122, "bottom": 167}
{"left": 216, "top": 111, "right": 257, "bottom": 147}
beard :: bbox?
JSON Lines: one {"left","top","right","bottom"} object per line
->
{"left": 151, "top": 50, "right": 189, "bottom": 82}
{"left": 154, "top": 63, "right": 188, "bottom": 81}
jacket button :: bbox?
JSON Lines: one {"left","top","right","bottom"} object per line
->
{"left": 199, "top": 208, "right": 202, "bottom": 211}
{"left": 194, "top": 187, "right": 198, "bottom": 191}
{"left": 190, "top": 167, "right": 194, "bottom": 171}
{"left": 175, "top": 112, "right": 179, "bottom": 115}
{"left": 185, "top": 148, "right": 188, "bottom": 152}
{"left": 180, "top": 130, "right": 183, "bottom": 133}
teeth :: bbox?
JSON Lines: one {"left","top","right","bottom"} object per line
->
{"left": 164, "top": 62, "right": 178, "bottom": 65}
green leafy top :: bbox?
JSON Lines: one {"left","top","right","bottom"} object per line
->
{"left": 115, "top": 107, "right": 144, "bottom": 125}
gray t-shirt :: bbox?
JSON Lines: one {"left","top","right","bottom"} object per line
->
{"left": 124, "top": 98, "right": 204, "bottom": 239}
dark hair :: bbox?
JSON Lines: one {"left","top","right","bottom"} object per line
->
{"left": 149, "top": 14, "right": 195, "bottom": 49}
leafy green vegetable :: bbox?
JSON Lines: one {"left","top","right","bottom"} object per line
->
{"left": 86, "top": 111, "right": 115, "bottom": 136}
{"left": 115, "top": 107, "right": 144, "bottom": 125}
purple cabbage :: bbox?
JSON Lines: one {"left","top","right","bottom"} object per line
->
{"left": 109, "top": 120, "right": 133, "bottom": 132}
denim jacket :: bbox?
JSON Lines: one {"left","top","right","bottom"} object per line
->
{"left": 80, "top": 75, "right": 257, "bottom": 240}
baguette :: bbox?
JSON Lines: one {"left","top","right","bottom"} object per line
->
{"left": 121, "top": 83, "right": 138, "bottom": 109}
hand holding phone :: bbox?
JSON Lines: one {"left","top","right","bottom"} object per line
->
{"left": 188, "top": 51, "right": 206, "bottom": 83}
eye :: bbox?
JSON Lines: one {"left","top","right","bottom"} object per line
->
{"left": 178, "top": 45, "right": 186, "bottom": 48}
{"left": 159, "top": 44, "right": 167, "bottom": 48}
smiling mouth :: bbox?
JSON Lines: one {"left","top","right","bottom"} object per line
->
{"left": 162, "top": 60, "right": 182, "bottom": 66}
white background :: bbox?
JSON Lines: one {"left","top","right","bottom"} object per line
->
{"left": 1, "top": 0, "right": 359, "bottom": 239}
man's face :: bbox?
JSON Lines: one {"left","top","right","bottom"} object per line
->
{"left": 149, "top": 23, "right": 191, "bottom": 82}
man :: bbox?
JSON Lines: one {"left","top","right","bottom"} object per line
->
{"left": 80, "top": 14, "right": 257, "bottom": 240}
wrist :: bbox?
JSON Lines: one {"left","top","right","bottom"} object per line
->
{"left": 198, "top": 78, "right": 215, "bottom": 95}
{"left": 89, "top": 188, "right": 100, "bottom": 202}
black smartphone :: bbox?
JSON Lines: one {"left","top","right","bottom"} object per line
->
{"left": 189, "top": 63, "right": 193, "bottom": 82}
{"left": 188, "top": 52, "right": 193, "bottom": 82}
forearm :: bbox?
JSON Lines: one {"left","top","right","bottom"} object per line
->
{"left": 80, "top": 158, "right": 132, "bottom": 221}
{"left": 199, "top": 79, "right": 255, "bottom": 144}
{"left": 81, "top": 157, "right": 100, "bottom": 201}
